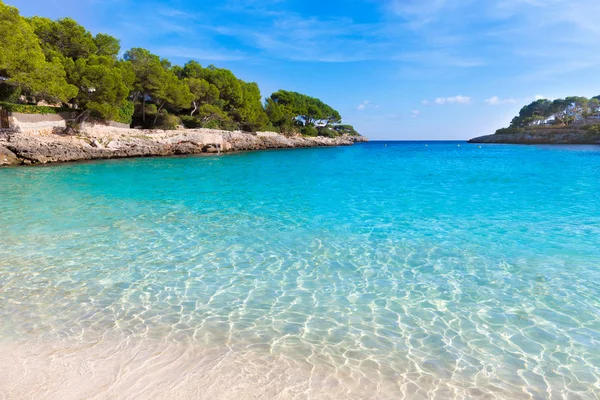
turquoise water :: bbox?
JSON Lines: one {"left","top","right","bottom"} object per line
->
{"left": 1, "top": 142, "right": 599, "bottom": 398}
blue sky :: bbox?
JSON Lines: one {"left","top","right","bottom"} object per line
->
{"left": 8, "top": 0, "right": 600, "bottom": 139}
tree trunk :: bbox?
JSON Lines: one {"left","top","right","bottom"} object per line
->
{"left": 142, "top": 96, "right": 146, "bottom": 123}
{"left": 76, "top": 109, "right": 91, "bottom": 127}
{"left": 191, "top": 101, "right": 198, "bottom": 116}
{"left": 153, "top": 101, "right": 166, "bottom": 125}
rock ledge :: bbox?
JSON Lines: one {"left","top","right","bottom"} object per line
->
{"left": 0, "top": 126, "right": 368, "bottom": 166}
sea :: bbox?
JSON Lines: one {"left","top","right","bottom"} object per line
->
{"left": 0, "top": 141, "right": 599, "bottom": 399}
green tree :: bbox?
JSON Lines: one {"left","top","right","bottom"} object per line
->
{"left": 549, "top": 99, "right": 571, "bottom": 126}
{"left": 123, "top": 47, "right": 168, "bottom": 123}
{"left": 333, "top": 124, "right": 360, "bottom": 136}
{"left": 185, "top": 77, "right": 219, "bottom": 116}
{"left": 197, "top": 64, "right": 243, "bottom": 111}
{"left": 94, "top": 33, "right": 120, "bottom": 59}
{"left": 195, "top": 104, "right": 232, "bottom": 128}
{"left": 152, "top": 72, "right": 193, "bottom": 124}
{"left": 69, "top": 55, "right": 132, "bottom": 121}
{"left": 29, "top": 16, "right": 97, "bottom": 60}
{"left": 510, "top": 99, "right": 552, "bottom": 127}
{"left": 565, "top": 96, "right": 589, "bottom": 124}
{"left": 265, "top": 97, "right": 294, "bottom": 130}
{"left": 232, "top": 82, "right": 269, "bottom": 131}
{"left": 268, "top": 90, "right": 342, "bottom": 129}
{"left": 181, "top": 60, "right": 268, "bottom": 130}
{"left": 589, "top": 97, "right": 600, "bottom": 120}
{"left": 0, "top": 2, "right": 77, "bottom": 102}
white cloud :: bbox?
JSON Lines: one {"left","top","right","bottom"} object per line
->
{"left": 356, "top": 100, "right": 379, "bottom": 110}
{"left": 357, "top": 100, "right": 369, "bottom": 110}
{"left": 448, "top": 95, "right": 471, "bottom": 104}
{"left": 484, "top": 96, "right": 517, "bottom": 105}
{"left": 426, "top": 95, "right": 471, "bottom": 105}
{"left": 411, "top": 110, "right": 421, "bottom": 117}
{"left": 534, "top": 95, "right": 546, "bottom": 100}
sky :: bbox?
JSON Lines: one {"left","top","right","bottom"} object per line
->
{"left": 7, "top": 0, "right": 600, "bottom": 140}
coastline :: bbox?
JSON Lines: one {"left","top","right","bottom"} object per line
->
{"left": 0, "top": 125, "right": 368, "bottom": 167}
{"left": 468, "top": 128, "right": 600, "bottom": 144}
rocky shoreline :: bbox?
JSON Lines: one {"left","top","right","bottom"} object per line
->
{"left": 0, "top": 126, "right": 368, "bottom": 167}
{"left": 469, "top": 128, "right": 600, "bottom": 144}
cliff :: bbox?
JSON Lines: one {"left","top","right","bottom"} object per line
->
{"left": 469, "top": 128, "right": 600, "bottom": 144}
{"left": 0, "top": 124, "right": 368, "bottom": 166}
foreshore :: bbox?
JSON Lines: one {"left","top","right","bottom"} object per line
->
{"left": 469, "top": 127, "right": 600, "bottom": 144}
{"left": 0, "top": 125, "right": 367, "bottom": 167}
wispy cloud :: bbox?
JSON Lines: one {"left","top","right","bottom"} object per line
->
{"left": 357, "top": 100, "right": 379, "bottom": 111}
{"left": 215, "top": 15, "right": 389, "bottom": 62}
{"left": 484, "top": 96, "right": 517, "bottom": 105}
{"left": 153, "top": 46, "right": 247, "bottom": 61}
{"left": 423, "top": 95, "right": 472, "bottom": 105}
{"left": 383, "top": 0, "right": 600, "bottom": 80}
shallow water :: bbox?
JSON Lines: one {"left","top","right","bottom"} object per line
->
{"left": 1, "top": 142, "right": 599, "bottom": 399}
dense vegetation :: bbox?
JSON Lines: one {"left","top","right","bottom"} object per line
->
{"left": 498, "top": 96, "right": 600, "bottom": 133}
{"left": 0, "top": 1, "right": 359, "bottom": 136}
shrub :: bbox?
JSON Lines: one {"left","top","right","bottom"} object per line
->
{"left": 495, "top": 127, "right": 525, "bottom": 135}
{"left": 87, "top": 102, "right": 118, "bottom": 121}
{"left": 0, "top": 85, "right": 22, "bottom": 103}
{"left": 204, "top": 119, "right": 221, "bottom": 129}
{"left": 155, "top": 111, "right": 181, "bottom": 130}
{"left": 220, "top": 120, "right": 239, "bottom": 131}
{"left": 581, "top": 124, "right": 600, "bottom": 133}
{"left": 301, "top": 125, "right": 318, "bottom": 137}
{"left": 0, "top": 101, "right": 71, "bottom": 114}
{"left": 180, "top": 115, "right": 202, "bottom": 129}
{"left": 333, "top": 124, "right": 360, "bottom": 136}
{"left": 263, "top": 123, "right": 279, "bottom": 133}
{"left": 117, "top": 100, "right": 134, "bottom": 125}
{"left": 317, "top": 127, "right": 339, "bottom": 138}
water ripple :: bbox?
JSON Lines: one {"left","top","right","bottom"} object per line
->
{"left": 1, "top": 143, "right": 599, "bottom": 398}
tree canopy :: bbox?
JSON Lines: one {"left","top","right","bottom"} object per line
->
{"left": 0, "top": 1, "right": 77, "bottom": 102}
{"left": 68, "top": 55, "right": 134, "bottom": 121}
{"left": 507, "top": 96, "right": 600, "bottom": 129}
{"left": 0, "top": 2, "right": 360, "bottom": 135}
{"left": 29, "top": 16, "right": 98, "bottom": 61}
{"left": 268, "top": 90, "right": 342, "bottom": 128}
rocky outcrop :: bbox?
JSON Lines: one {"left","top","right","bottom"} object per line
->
{"left": 469, "top": 128, "right": 600, "bottom": 144}
{"left": 0, "top": 125, "right": 368, "bottom": 166}
{"left": 0, "top": 145, "right": 19, "bottom": 166}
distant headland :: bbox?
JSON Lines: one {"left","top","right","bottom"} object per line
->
{"left": 469, "top": 96, "right": 600, "bottom": 144}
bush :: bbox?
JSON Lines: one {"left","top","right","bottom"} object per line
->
{"left": 180, "top": 115, "right": 202, "bottom": 129}
{"left": 0, "top": 85, "right": 22, "bottom": 103}
{"left": 301, "top": 125, "right": 318, "bottom": 137}
{"left": 203, "top": 119, "right": 221, "bottom": 129}
{"left": 87, "top": 102, "right": 118, "bottom": 121}
{"left": 155, "top": 111, "right": 181, "bottom": 130}
{"left": 495, "top": 127, "right": 525, "bottom": 135}
{"left": 0, "top": 101, "right": 71, "bottom": 114}
{"left": 317, "top": 127, "right": 339, "bottom": 138}
{"left": 220, "top": 120, "right": 239, "bottom": 131}
{"left": 180, "top": 114, "right": 238, "bottom": 131}
{"left": 581, "top": 124, "right": 600, "bottom": 133}
{"left": 117, "top": 100, "right": 134, "bottom": 125}
{"left": 333, "top": 124, "right": 360, "bottom": 136}
{"left": 263, "top": 123, "right": 279, "bottom": 133}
